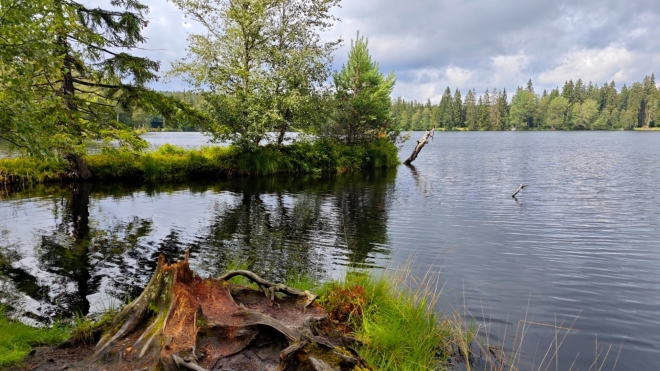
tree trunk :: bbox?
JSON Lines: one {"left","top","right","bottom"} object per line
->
{"left": 65, "top": 153, "right": 92, "bottom": 180}
{"left": 404, "top": 128, "right": 434, "bottom": 165}
{"left": 69, "top": 251, "right": 366, "bottom": 371}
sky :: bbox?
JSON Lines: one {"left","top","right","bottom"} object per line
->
{"left": 87, "top": 0, "right": 660, "bottom": 102}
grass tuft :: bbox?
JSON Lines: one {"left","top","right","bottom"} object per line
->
{"left": 318, "top": 269, "right": 453, "bottom": 370}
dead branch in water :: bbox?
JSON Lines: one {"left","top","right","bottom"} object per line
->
{"left": 404, "top": 128, "right": 435, "bottom": 165}
{"left": 512, "top": 184, "right": 527, "bottom": 198}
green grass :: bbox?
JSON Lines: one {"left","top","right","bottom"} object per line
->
{"left": 0, "top": 308, "right": 71, "bottom": 368}
{"left": 318, "top": 270, "right": 454, "bottom": 371}
{"left": 0, "top": 139, "right": 400, "bottom": 185}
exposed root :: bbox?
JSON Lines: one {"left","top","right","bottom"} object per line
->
{"left": 219, "top": 270, "right": 317, "bottom": 308}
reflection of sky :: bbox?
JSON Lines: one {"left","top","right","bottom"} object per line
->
{"left": 90, "top": 189, "right": 239, "bottom": 246}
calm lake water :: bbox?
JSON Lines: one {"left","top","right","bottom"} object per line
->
{"left": 1, "top": 131, "right": 659, "bottom": 370}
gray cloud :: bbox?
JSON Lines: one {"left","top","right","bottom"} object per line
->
{"left": 83, "top": 0, "right": 660, "bottom": 101}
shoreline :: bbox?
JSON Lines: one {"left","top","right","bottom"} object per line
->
{"left": 0, "top": 140, "right": 399, "bottom": 187}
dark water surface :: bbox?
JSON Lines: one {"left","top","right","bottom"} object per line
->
{"left": 1, "top": 132, "right": 659, "bottom": 370}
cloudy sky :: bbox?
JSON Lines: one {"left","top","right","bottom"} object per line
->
{"left": 90, "top": 0, "right": 660, "bottom": 102}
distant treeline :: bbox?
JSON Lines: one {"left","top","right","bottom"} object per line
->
{"left": 392, "top": 75, "right": 659, "bottom": 131}
{"left": 120, "top": 75, "right": 659, "bottom": 132}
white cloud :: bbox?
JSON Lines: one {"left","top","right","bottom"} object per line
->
{"left": 444, "top": 67, "right": 474, "bottom": 87}
{"left": 538, "top": 45, "right": 635, "bottom": 85}
{"left": 490, "top": 53, "right": 529, "bottom": 85}
{"left": 390, "top": 66, "right": 475, "bottom": 102}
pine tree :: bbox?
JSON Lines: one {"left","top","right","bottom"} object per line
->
{"left": 574, "top": 79, "right": 585, "bottom": 104}
{"left": 526, "top": 78, "right": 535, "bottom": 94}
{"left": 497, "top": 88, "right": 509, "bottom": 130}
{"left": 332, "top": 32, "right": 396, "bottom": 144}
{"left": 478, "top": 89, "right": 491, "bottom": 130}
{"left": 562, "top": 80, "right": 575, "bottom": 104}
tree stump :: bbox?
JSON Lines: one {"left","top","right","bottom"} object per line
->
{"left": 69, "top": 251, "right": 366, "bottom": 371}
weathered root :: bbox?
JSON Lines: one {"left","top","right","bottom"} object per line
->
{"left": 219, "top": 269, "right": 317, "bottom": 308}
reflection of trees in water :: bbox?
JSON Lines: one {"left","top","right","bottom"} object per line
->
{"left": 10, "top": 183, "right": 154, "bottom": 317}
{"left": 190, "top": 170, "right": 397, "bottom": 279}
{"left": 1, "top": 169, "right": 396, "bottom": 319}
{"left": 333, "top": 171, "right": 395, "bottom": 267}
{"left": 190, "top": 188, "right": 329, "bottom": 281}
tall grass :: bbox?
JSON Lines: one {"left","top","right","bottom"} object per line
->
{"left": 0, "top": 139, "right": 399, "bottom": 185}
{"left": 0, "top": 308, "right": 71, "bottom": 367}
{"left": 318, "top": 269, "right": 453, "bottom": 371}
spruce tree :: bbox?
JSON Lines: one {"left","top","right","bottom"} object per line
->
{"left": 478, "top": 89, "right": 491, "bottom": 130}
{"left": 438, "top": 87, "right": 453, "bottom": 128}
{"left": 526, "top": 78, "right": 535, "bottom": 94}
{"left": 464, "top": 89, "right": 477, "bottom": 130}
{"left": 452, "top": 89, "right": 463, "bottom": 128}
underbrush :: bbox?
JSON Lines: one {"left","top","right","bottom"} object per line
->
{"left": 0, "top": 139, "right": 399, "bottom": 185}
{"left": 0, "top": 308, "right": 71, "bottom": 368}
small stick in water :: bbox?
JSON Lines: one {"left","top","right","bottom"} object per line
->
{"left": 512, "top": 184, "right": 527, "bottom": 198}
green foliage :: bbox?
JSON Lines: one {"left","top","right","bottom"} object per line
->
{"left": 0, "top": 140, "right": 399, "bottom": 185}
{"left": 0, "top": 0, "right": 210, "bottom": 159}
{"left": 508, "top": 90, "right": 538, "bottom": 129}
{"left": 329, "top": 33, "right": 398, "bottom": 145}
{"left": 169, "top": 0, "right": 340, "bottom": 148}
{"left": 0, "top": 308, "right": 71, "bottom": 367}
{"left": 544, "top": 96, "right": 569, "bottom": 130}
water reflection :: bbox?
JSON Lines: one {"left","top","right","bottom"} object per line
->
{"left": 0, "top": 169, "right": 396, "bottom": 318}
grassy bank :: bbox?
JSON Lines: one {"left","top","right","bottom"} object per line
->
{"left": 0, "top": 308, "right": 71, "bottom": 368}
{"left": 0, "top": 139, "right": 399, "bottom": 185}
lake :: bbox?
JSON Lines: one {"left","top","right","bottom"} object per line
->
{"left": 1, "top": 131, "right": 659, "bottom": 370}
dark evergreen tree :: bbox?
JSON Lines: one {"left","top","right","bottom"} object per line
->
{"left": 464, "top": 89, "right": 477, "bottom": 130}
{"left": 562, "top": 80, "right": 575, "bottom": 104}
{"left": 452, "top": 89, "right": 463, "bottom": 127}
{"left": 438, "top": 87, "right": 453, "bottom": 128}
